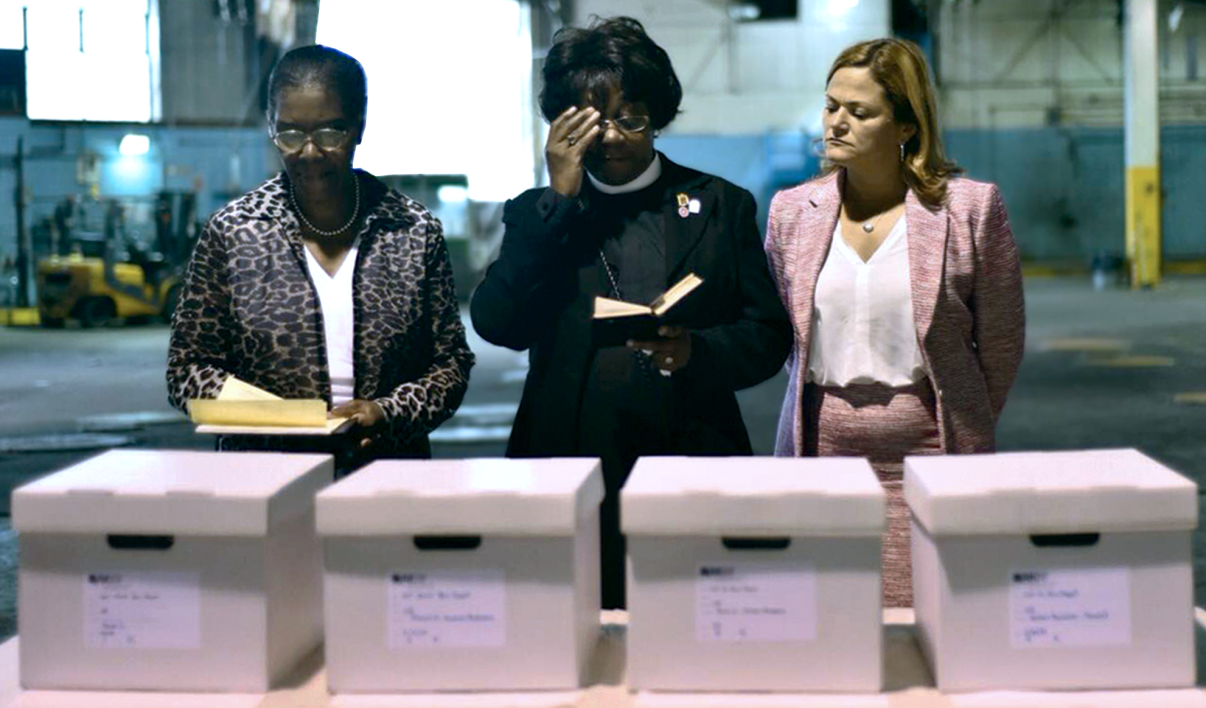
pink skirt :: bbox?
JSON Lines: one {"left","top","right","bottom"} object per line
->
{"left": 803, "top": 380, "right": 943, "bottom": 607}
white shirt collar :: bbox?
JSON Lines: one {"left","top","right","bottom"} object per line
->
{"left": 587, "top": 153, "right": 662, "bottom": 195}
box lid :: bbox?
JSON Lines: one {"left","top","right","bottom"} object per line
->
{"left": 904, "top": 449, "right": 1199, "bottom": 536}
{"left": 315, "top": 458, "right": 605, "bottom": 536}
{"left": 12, "top": 450, "right": 333, "bottom": 537}
{"left": 620, "top": 457, "right": 885, "bottom": 536}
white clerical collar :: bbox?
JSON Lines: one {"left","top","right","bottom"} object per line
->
{"left": 587, "top": 153, "right": 662, "bottom": 195}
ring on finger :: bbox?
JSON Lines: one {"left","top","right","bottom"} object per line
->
{"left": 566, "top": 134, "right": 578, "bottom": 146}
{"left": 664, "top": 356, "right": 674, "bottom": 366}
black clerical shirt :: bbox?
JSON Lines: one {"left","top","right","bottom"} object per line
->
{"left": 576, "top": 178, "right": 675, "bottom": 485}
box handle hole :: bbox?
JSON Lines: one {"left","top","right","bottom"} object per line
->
{"left": 1029, "top": 532, "right": 1101, "bottom": 548}
{"left": 721, "top": 537, "right": 791, "bottom": 551}
{"left": 107, "top": 534, "right": 175, "bottom": 551}
{"left": 414, "top": 535, "right": 482, "bottom": 551}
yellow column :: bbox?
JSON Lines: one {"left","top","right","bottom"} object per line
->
{"left": 1125, "top": 0, "right": 1161, "bottom": 287}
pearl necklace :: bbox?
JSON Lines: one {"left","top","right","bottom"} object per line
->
{"left": 291, "top": 174, "right": 360, "bottom": 237}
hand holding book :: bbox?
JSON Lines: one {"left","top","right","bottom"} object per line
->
{"left": 630, "top": 324, "right": 691, "bottom": 375}
{"left": 330, "top": 399, "right": 386, "bottom": 450}
{"left": 592, "top": 273, "right": 702, "bottom": 348}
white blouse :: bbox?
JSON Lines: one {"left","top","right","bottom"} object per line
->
{"left": 304, "top": 240, "right": 359, "bottom": 407}
{"left": 806, "top": 216, "right": 926, "bottom": 387}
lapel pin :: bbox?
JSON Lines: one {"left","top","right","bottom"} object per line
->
{"left": 678, "top": 205, "right": 690, "bottom": 218}
{"left": 688, "top": 198, "right": 701, "bottom": 214}
{"left": 676, "top": 193, "right": 689, "bottom": 207}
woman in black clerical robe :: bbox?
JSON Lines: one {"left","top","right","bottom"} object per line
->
{"left": 470, "top": 16, "right": 791, "bottom": 608}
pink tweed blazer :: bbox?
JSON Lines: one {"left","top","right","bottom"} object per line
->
{"left": 765, "top": 170, "right": 1025, "bottom": 457}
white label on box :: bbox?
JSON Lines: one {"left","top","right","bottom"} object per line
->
{"left": 695, "top": 562, "right": 816, "bottom": 643}
{"left": 83, "top": 571, "right": 201, "bottom": 649}
{"left": 387, "top": 569, "right": 506, "bottom": 648}
{"left": 1009, "top": 567, "right": 1132, "bottom": 648}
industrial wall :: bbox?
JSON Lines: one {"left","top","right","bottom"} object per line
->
{"left": 936, "top": 0, "right": 1206, "bottom": 130}
{"left": 654, "top": 124, "right": 1205, "bottom": 263}
{"left": 568, "top": 0, "right": 887, "bottom": 229}
{"left": 2, "top": 0, "right": 1204, "bottom": 274}
{"left": 949, "top": 124, "right": 1206, "bottom": 262}
{"left": 159, "top": 0, "right": 266, "bottom": 125}
{"left": 935, "top": 0, "right": 1206, "bottom": 262}
{"left": 573, "top": 0, "right": 890, "bottom": 134}
{"left": 0, "top": 0, "right": 311, "bottom": 292}
{"left": 160, "top": 0, "right": 316, "bottom": 125}
{"left": 569, "top": 0, "right": 1206, "bottom": 264}
{"left": 0, "top": 119, "right": 276, "bottom": 268}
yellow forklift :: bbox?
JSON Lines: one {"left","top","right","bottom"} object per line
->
{"left": 36, "top": 192, "right": 197, "bottom": 328}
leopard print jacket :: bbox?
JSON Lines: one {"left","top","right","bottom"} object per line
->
{"left": 167, "top": 171, "right": 474, "bottom": 457}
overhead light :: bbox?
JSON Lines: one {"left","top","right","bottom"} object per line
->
{"left": 829, "top": 0, "right": 861, "bottom": 17}
{"left": 1170, "top": 3, "right": 1185, "bottom": 33}
{"left": 437, "top": 185, "right": 468, "bottom": 203}
{"left": 119, "top": 134, "right": 150, "bottom": 156}
{"left": 728, "top": 3, "right": 760, "bottom": 21}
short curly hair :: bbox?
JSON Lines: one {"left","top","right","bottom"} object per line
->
{"left": 539, "top": 16, "right": 682, "bottom": 131}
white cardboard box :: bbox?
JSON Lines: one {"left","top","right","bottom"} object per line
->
{"left": 621, "top": 456, "right": 886, "bottom": 692}
{"left": 316, "top": 457, "right": 605, "bottom": 693}
{"left": 13, "top": 449, "right": 333, "bottom": 692}
{"left": 905, "top": 448, "right": 1199, "bottom": 692}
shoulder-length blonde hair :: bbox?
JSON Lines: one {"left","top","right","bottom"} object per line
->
{"left": 824, "top": 38, "right": 962, "bottom": 208}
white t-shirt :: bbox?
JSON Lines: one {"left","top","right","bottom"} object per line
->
{"left": 303, "top": 240, "right": 358, "bottom": 407}
{"left": 806, "top": 216, "right": 926, "bottom": 387}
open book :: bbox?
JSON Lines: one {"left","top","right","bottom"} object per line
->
{"left": 188, "top": 376, "right": 352, "bottom": 436}
{"left": 592, "top": 273, "right": 703, "bottom": 347}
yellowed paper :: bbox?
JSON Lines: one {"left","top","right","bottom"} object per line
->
{"left": 593, "top": 273, "right": 704, "bottom": 320}
{"left": 189, "top": 399, "right": 328, "bottom": 427}
{"left": 650, "top": 273, "right": 703, "bottom": 316}
{"left": 193, "top": 419, "right": 350, "bottom": 435}
{"left": 217, "top": 376, "right": 283, "bottom": 401}
{"left": 593, "top": 297, "right": 651, "bottom": 318}
{"left": 189, "top": 377, "right": 350, "bottom": 434}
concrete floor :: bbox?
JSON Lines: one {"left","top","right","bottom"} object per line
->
{"left": 1, "top": 275, "right": 1205, "bottom": 641}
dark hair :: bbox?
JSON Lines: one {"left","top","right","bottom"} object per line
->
{"left": 539, "top": 16, "right": 682, "bottom": 131}
{"left": 267, "top": 44, "right": 367, "bottom": 124}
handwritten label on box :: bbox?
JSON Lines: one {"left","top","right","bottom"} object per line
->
{"left": 695, "top": 562, "right": 816, "bottom": 643}
{"left": 83, "top": 571, "right": 201, "bottom": 649}
{"left": 1009, "top": 567, "right": 1131, "bottom": 648}
{"left": 387, "top": 569, "right": 506, "bottom": 648}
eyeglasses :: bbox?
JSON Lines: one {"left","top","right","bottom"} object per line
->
{"left": 599, "top": 115, "right": 651, "bottom": 134}
{"left": 271, "top": 128, "right": 352, "bottom": 153}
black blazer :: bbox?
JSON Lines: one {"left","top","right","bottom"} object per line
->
{"left": 471, "top": 155, "right": 791, "bottom": 461}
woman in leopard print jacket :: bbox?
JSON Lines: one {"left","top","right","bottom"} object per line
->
{"left": 167, "top": 45, "right": 473, "bottom": 465}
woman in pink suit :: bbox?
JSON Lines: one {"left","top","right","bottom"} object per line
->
{"left": 765, "top": 39, "right": 1025, "bottom": 607}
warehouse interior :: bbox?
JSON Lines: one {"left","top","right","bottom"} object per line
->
{"left": 0, "top": 0, "right": 1204, "bottom": 684}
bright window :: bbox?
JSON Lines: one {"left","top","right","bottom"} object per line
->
{"left": 1, "top": 0, "right": 159, "bottom": 122}
{"left": 316, "top": 0, "right": 535, "bottom": 201}
{"left": 0, "top": 2, "right": 22, "bottom": 49}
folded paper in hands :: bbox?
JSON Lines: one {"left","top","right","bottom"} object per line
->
{"left": 188, "top": 377, "right": 351, "bottom": 435}
{"left": 592, "top": 273, "right": 703, "bottom": 348}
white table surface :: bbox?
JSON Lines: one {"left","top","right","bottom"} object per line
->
{"left": 2, "top": 609, "right": 1205, "bottom": 708}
